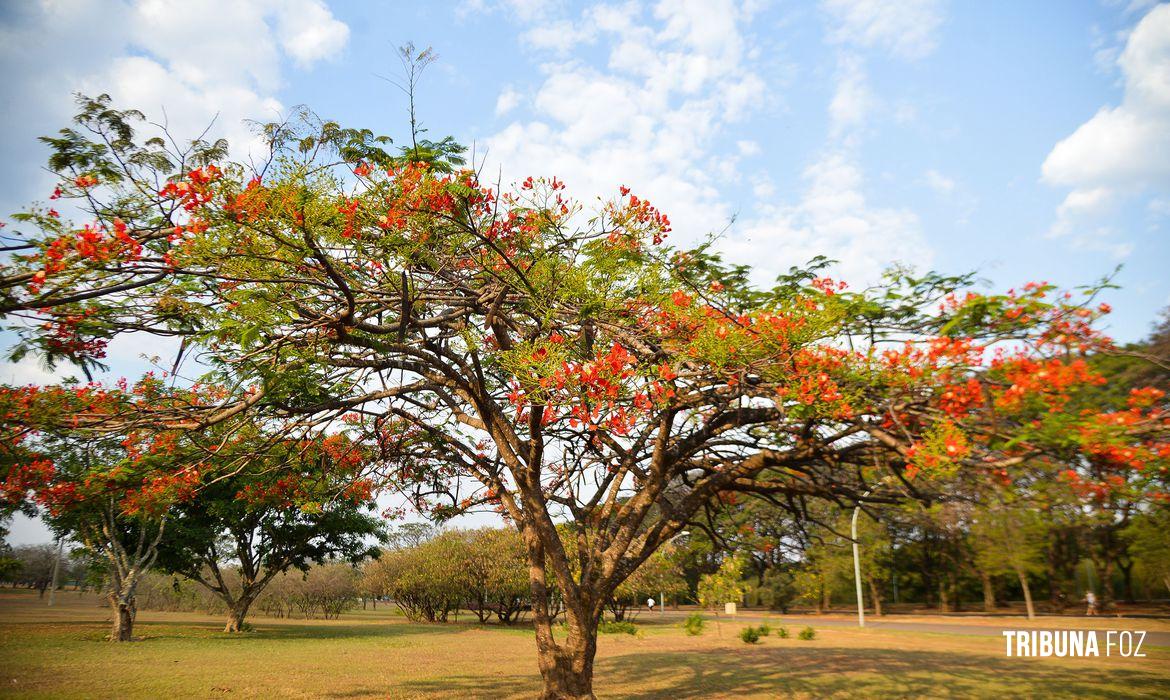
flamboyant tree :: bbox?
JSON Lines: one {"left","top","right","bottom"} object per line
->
{"left": 0, "top": 378, "right": 381, "bottom": 639}
{"left": 2, "top": 96, "right": 1168, "bottom": 696}
{"left": 0, "top": 379, "right": 201, "bottom": 640}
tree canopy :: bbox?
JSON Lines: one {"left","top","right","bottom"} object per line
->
{"left": 2, "top": 94, "right": 1167, "bottom": 698}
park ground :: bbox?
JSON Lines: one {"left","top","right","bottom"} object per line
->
{"left": 2, "top": 590, "right": 1169, "bottom": 698}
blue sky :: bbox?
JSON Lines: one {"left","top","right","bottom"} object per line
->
{"left": 2, "top": 0, "right": 1169, "bottom": 542}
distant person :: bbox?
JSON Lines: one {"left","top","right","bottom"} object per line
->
{"left": 647, "top": 597, "right": 655, "bottom": 612}
{"left": 1085, "top": 591, "right": 1098, "bottom": 616}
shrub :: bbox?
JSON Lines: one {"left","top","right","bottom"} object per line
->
{"left": 599, "top": 620, "right": 638, "bottom": 635}
{"left": 683, "top": 612, "right": 705, "bottom": 636}
{"left": 798, "top": 626, "right": 816, "bottom": 640}
{"left": 739, "top": 626, "right": 761, "bottom": 644}
{"left": 757, "top": 623, "right": 772, "bottom": 636}
{"left": 777, "top": 626, "right": 789, "bottom": 639}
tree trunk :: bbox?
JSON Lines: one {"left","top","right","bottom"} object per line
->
{"left": 1118, "top": 560, "right": 1135, "bottom": 603}
{"left": 535, "top": 612, "right": 599, "bottom": 700}
{"left": 865, "top": 575, "right": 883, "bottom": 616}
{"left": 938, "top": 580, "right": 948, "bottom": 613}
{"left": 1017, "top": 569, "right": 1035, "bottom": 620}
{"left": 109, "top": 595, "right": 134, "bottom": 642}
{"left": 520, "top": 518, "right": 600, "bottom": 699}
{"left": 224, "top": 596, "right": 254, "bottom": 633}
{"left": 1099, "top": 557, "right": 1115, "bottom": 610}
{"left": 981, "top": 571, "right": 996, "bottom": 613}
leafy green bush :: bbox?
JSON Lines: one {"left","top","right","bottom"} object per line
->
{"left": 739, "top": 626, "right": 761, "bottom": 644}
{"left": 683, "top": 612, "right": 705, "bottom": 636}
{"left": 777, "top": 626, "right": 789, "bottom": 638}
{"left": 757, "top": 623, "right": 771, "bottom": 636}
{"left": 599, "top": 620, "right": 638, "bottom": 635}
{"left": 798, "top": 626, "right": 816, "bottom": 640}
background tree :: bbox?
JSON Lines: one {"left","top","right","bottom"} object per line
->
{"left": 153, "top": 433, "right": 385, "bottom": 632}
{"left": 463, "top": 527, "right": 530, "bottom": 624}
{"left": 0, "top": 380, "right": 199, "bottom": 640}
{"left": 5, "top": 544, "right": 57, "bottom": 594}
{"left": 1125, "top": 506, "right": 1170, "bottom": 595}
{"left": 971, "top": 497, "right": 1048, "bottom": 619}
{"left": 697, "top": 554, "right": 746, "bottom": 611}
{"left": 607, "top": 546, "right": 685, "bottom": 621}
{"left": 362, "top": 532, "right": 470, "bottom": 623}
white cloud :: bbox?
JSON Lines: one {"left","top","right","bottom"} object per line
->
{"left": 0, "top": 0, "right": 349, "bottom": 386}
{"left": 479, "top": 0, "right": 764, "bottom": 247}
{"left": 736, "top": 139, "right": 761, "bottom": 157}
{"left": 752, "top": 176, "right": 776, "bottom": 200}
{"left": 495, "top": 86, "right": 522, "bottom": 116}
{"left": 828, "top": 53, "right": 873, "bottom": 138}
{"left": 2, "top": 0, "right": 350, "bottom": 196}
{"left": 1041, "top": 3, "right": 1170, "bottom": 255}
{"left": 924, "top": 169, "right": 956, "bottom": 195}
{"left": 821, "top": 0, "right": 944, "bottom": 60}
{"left": 470, "top": 0, "right": 938, "bottom": 287}
{"left": 523, "top": 19, "right": 597, "bottom": 52}
{"left": 724, "top": 153, "right": 930, "bottom": 286}
{"left": 273, "top": 0, "right": 350, "bottom": 67}
{"left": 1058, "top": 186, "right": 1115, "bottom": 218}
{"left": 1043, "top": 4, "right": 1170, "bottom": 188}
{"left": 727, "top": 0, "right": 942, "bottom": 286}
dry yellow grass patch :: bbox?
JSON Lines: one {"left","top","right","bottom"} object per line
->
{"left": 1, "top": 589, "right": 1167, "bottom": 698}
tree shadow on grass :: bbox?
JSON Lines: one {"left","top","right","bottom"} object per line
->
{"left": 130, "top": 618, "right": 470, "bottom": 642}
{"left": 596, "top": 647, "right": 1170, "bottom": 699}
{"left": 31, "top": 617, "right": 472, "bottom": 645}
{"left": 395, "top": 646, "right": 1170, "bottom": 699}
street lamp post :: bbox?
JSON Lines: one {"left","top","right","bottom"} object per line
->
{"left": 851, "top": 489, "right": 872, "bottom": 628}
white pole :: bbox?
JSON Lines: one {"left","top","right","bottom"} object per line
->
{"left": 852, "top": 490, "right": 872, "bottom": 628}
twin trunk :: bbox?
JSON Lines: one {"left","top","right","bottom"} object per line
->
{"left": 536, "top": 616, "right": 599, "bottom": 700}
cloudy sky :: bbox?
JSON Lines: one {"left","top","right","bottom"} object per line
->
{"left": 2, "top": 1, "right": 1169, "bottom": 539}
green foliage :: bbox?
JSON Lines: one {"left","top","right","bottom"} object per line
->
{"left": 362, "top": 531, "right": 473, "bottom": 623}
{"left": 361, "top": 527, "right": 531, "bottom": 624}
{"left": 970, "top": 497, "right": 1048, "bottom": 580}
{"left": 1125, "top": 506, "right": 1170, "bottom": 594}
{"left": 698, "top": 555, "right": 746, "bottom": 610}
{"left": 598, "top": 620, "right": 638, "bottom": 635}
{"left": 757, "top": 623, "right": 772, "bottom": 636}
{"left": 683, "top": 612, "right": 705, "bottom": 636}
{"left": 776, "top": 626, "right": 790, "bottom": 639}
{"left": 798, "top": 626, "right": 816, "bottom": 640}
{"left": 739, "top": 626, "right": 761, "bottom": 644}
{"left": 149, "top": 424, "right": 385, "bottom": 633}
{"left": 608, "top": 544, "right": 687, "bottom": 620}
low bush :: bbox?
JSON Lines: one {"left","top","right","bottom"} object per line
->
{"left": 683, "top": 612, "right": 705, "bottom": 636}
{"left": 798, "top": 626, "right": 816, "bottom": 640}
{"left": 777, "top": 626, "right": 789, "bottom": 639}
{"left": 599, "top": 620, "right": 638, "bottom": 635}
{"left": 739, "top": 626, "right": 761, "bottom": 644}
{"left": 757, "top": 623, "right": 772, "bottom": 636}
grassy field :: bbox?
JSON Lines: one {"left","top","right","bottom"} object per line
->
{"left": 2, "top": 589, "right": 1169, "bottom": 699}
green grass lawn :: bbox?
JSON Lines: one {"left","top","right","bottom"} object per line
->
{"left": 2, "top": 589, "right": 1168, "bottom": 698}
